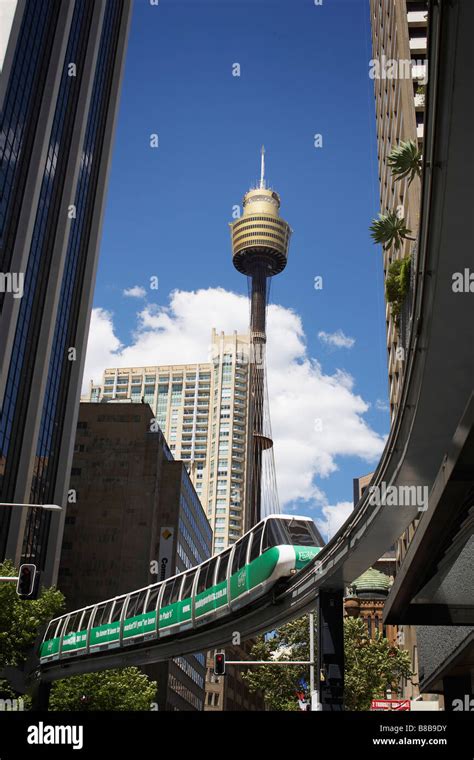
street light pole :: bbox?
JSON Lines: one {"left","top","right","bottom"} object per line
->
{"left": 0, "top": 503, "right": 62, "bottom": 511}
{"left": 310, "top": 612, "right": 316, "bottom": 710}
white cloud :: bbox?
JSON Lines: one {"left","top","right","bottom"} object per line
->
{"left": 375, "top": 398, "right": 389, "bottom": 412}
{"left": 123, "top": 285, "right": 147, "bottom": 298}
{"left": 318, "top": 329, "right": 355, "bottom": 349}
{"left": 83, "top": 288, "right": 385, "bottom": 509}
{"left": 316, "top": 501, "right": 354, "bottom": 541}
{"left": 81, "top": 308, "right": 123, "bottom": 391}
{"left": 0, "top": 1, "right": 17, "bottom": 72}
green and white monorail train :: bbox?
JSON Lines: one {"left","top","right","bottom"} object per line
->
{"left": 40, "top": 515, "right": 323, "bottom": 663}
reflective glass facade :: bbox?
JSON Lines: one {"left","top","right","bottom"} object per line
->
{"left": 0, "top": 0, "right": 131, "bottom": 576}
{"left": 0, "top": 1, "right": 57, "bottom": 271}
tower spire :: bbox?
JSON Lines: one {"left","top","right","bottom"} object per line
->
{"left": 259, "top": 145, "right": 265, "bottom": 189}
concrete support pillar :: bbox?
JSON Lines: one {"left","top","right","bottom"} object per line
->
{"left": 31, "top": 679, "right": 51, "bottom": 711}
{"left": 317, "top": 589, "right": 344, "bottom": 711}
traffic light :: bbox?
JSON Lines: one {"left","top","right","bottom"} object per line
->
{"left": 214, "top": 652, "right": 226, "bottom": 676}
{"left": 16, "top": 564, "right": 37, "bottom": 599}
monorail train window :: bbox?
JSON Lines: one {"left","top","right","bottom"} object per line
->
{"left": 145, "top": 585, "right": 161, "bottom": 613}
{"left": 197, "top": 558, "right": 217, "bottom": 594}
{"left": 80, "top": 607, "right": 94, "bottom": 630}
{"left": 93, "top": 601, "right": 113, "bottom": 627}
{"left": 216, "top": 550, "right": 231, "bottom": 584}
{"left": 249, "top": 524, "right": 264, "bottom": 563}
{"left": 127, "top": 588, "right": 149, "bottom": 618}
{"left": 231, "top": 533, "right": 251, "bottom": 574}
{"left": 286, "top": 519, "right": 321, "bottom": 546}
{"left": 110, "top": 597, "right": 126, "bottom": 622}
{"left": 65, "top": 610, "right": 82, "bottom": 634}
{"left": 181, "top": 570, "right": 197, "bottom": 600}
{"left": 161, "top": 577, "right": 181, "bottom": 608}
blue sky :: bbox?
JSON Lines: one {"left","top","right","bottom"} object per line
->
{"left": 86, "top": 0, "right": 389, "bottom": 537}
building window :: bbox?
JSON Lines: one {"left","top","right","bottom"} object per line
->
{"left": 366, "top": 616, "right": 372, "bottom": 639}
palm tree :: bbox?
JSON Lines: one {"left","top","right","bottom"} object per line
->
{"left": 370, "top": 211, "right": 415, "bottom": 251}
{"left": 387, "top": 139, "right": 422, "bottom": 185}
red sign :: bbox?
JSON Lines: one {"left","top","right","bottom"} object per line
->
{"left": 371, "top": 699, "right": 411, "bottom": 711}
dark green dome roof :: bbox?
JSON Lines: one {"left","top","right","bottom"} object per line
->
{"left": 352, "top": 568, "right": 391, "bottom": 595}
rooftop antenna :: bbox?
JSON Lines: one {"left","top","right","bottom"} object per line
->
{"left": 259, "top": 145, "right": 265, "bottom": 189}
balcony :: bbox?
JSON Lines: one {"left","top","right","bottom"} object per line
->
{"left": 409, "top": 37, "right": 427, "bottom": 55}
{"left": 407, "top": 10, "right": 428, "bottom": 27}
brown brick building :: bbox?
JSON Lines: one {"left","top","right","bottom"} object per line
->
{"left": 58, "top": 402, "right": 212, "bottom": 711}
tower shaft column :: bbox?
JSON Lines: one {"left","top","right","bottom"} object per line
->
{"left": 249, "top": 268, "right": 267, "bottom": 525}
{"left": 250, "top": 268, "right": 267, "bottom": 336}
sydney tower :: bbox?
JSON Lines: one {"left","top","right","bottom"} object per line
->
{"left": 230, "top": 148, "right": 292, "bottom": 527}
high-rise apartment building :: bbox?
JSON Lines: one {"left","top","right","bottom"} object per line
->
{"left": 0, "top": 0, "right": 132, "bottom": 585}
{"left": 59, "top": 402, "right": 212, "bottom": 711}
{"left": 82, "top": 329, "right": 251, "bottom": 553}
{"left": 370, "top": 0, "right": 426, "bottom": 418}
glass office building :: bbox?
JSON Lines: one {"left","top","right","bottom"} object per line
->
{"left": 0, "top": 0, "right": 132, "bottom": 584}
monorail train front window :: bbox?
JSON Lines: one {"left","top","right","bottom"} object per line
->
{"left": 57, "top": 617, "right": 68, "bottom": 638}
{"left": 262, "top": 518, "right": 320, "bottom": 551}
{"left": 261, "top": 518, "right": 291, "bottom": 551}
{"left": 44, "top": 620, "right": 59, "bottom": 641}
{"left": 286, "top": 519, "right": 321, "bottom": 546}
